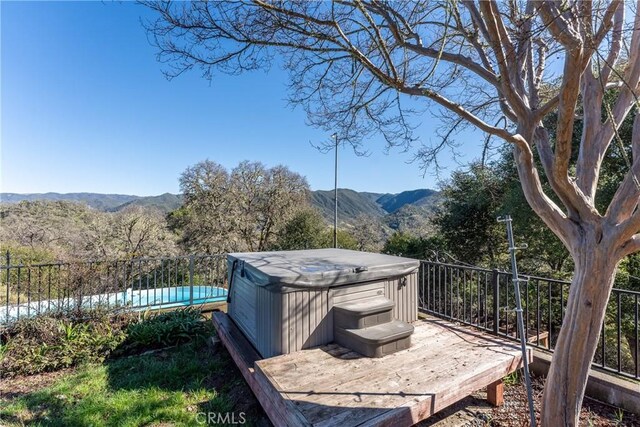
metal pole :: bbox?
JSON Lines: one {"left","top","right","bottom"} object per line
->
{"left": 492, "top": 269, "right": 500, "bottom": 335}
{"left": 5, "top": 251, "right": 10, "bottom": 323}
{"left": 189, "top": 255, "right": 194, "bottom": 306}
{"left": 333, "top": 133, "right": 338, "bottom": 248}
{"left": 498, "top": 215, "right": 536, "bottom": 427}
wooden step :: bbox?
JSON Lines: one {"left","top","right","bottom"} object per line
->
{"left": 335, "top": 320, "right": 414, "bottom": 358}
{"left": 333, "top": 296, "right": 395, "bottom": 329}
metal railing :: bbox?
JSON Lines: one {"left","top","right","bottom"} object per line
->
{"left": 4, "top": 252, "right": 638, "bottom": 380}
{"left": 1, "top": 254, "right": 228, "bottom": 324}
{"left": 419, "top": 260, "right": 640, "bottom": 381}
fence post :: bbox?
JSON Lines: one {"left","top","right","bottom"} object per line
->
{"left": 189, "top": 255, "right": 194, "bottom": 306}
{"left": 492, "top": 269, "right": 499, "bottom": 335}
{"left": 5, "top": 251, "right": 10, "bottom": 323}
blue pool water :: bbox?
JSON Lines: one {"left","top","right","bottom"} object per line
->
{"left": 1, "top": 285, "right": 228, "bottom": 323}
{"left": 128, "top": 285, "right": 228, "bottom": 310}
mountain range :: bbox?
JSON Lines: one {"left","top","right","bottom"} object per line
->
{"left": 0, "top": 188, "right": 440, "bottom": 227}
{"left": 309, "top": 188, "right": 440, "bottom": 223}
{"left": 0, "top": 192, "right": 183, "bottom": 213}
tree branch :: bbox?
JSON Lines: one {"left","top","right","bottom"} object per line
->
{"left": 538, "top": 2, "right": 582, "bottom": 48}
{"left": 511, "top": 133, "right": 579, "bottom": 251}
{"left": 617, "top": 234, "right": 640, "bottom": 258}
{"left": 478, "top": 1, "right": 529, "bottom": 118}
{"left": 608, "top": 114, "right": 640, "bottom": 231}
{"left": 601, "top": 4, "right": 640, "bottom": 137}
{"left": 352, "top": 0, "right": 398, "bottom": 81}
{"left": 533, "top": 125, "right": 600, "bottom": 221}
{"left": 400, "top": 85, "right": 517, "bottom": 142}
{"left": 598, "top": 1, "right": 625, "bottom": 85}
{"left": 367, "top": 1, "right": 500, "bottom": 88}
{"left": 575, "top": 1, "right": 625, "bottom": 199}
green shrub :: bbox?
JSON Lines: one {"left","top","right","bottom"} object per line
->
{"left": 0, "top": 310, "right": 131, "bottom": 377}
{"left": 0, "top": 307, "right": 213, "bottom": 378}
{"left": 121, "top": 307, "right": 213, "bottom": 353}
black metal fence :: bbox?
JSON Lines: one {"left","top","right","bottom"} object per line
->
{"left": 1, "top": 254, "right": 228, "bottom": 324}
{"left": 418, "top": 260, "right": 640, "bottom": 381}
{"left": 4, "top": 252, "right": 638, "bottom": 380}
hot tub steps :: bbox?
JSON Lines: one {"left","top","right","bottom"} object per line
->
{"left": 335, "top": 320, "right": 414, "bottom": 358}
{"left": 334, "top": 296, "right": 395, "bottom": 329}
{"left": 333, "top": 296, "right": 414, "bottom": 357}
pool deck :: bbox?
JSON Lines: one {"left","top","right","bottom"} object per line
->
{"left": 211, "top": 311, "right": 531, "bottom": 427}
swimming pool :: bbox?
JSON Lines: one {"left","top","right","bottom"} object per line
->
{"left": 1, "top": 285, "right": 228, "bottom": 323}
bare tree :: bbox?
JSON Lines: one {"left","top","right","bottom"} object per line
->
{"left": 175, "top": 160, "right": 236, "bottom": 253}
{"left": 230, "top": 161, "right": 309, "bottom": 251}
{"left": 0, "top": 201, "right": 178, "bottom": 261}
{"left": 0, "top": 201, "right": 96, "bottom": 258}
{"left": 143, "top": 1, "right": 640, "bottom": 424}
{"left": 106, "top": 206, "right": 178, "bottom": 259}
{"left": 351, "top": 214, "right": 386, "bottom": 252}
{"left": 176, "top": 160, "right": 309, "bottom": 253}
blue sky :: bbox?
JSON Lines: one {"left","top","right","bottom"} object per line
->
{"left": 1, "top": 1, "right": 484, "bottom": 196}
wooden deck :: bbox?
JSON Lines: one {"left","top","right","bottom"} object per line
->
{"left": 212, "top": 311, "right": 531, "bottom": 427}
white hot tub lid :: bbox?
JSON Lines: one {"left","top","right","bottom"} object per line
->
{"left": 227, "top": 248, "right": 419, "bottom": 289}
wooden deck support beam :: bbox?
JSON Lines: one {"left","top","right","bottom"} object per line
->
{"left": 487, "top": 379, "right": 504, "bottom": 406}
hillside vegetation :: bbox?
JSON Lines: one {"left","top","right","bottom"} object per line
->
{"left": 309, "top": 189, "right": 386, "bottom": 221}
{"left": 0, "top": 159, "right": 443, "bottom": 263}
{"left": 1, "top": 188, "right": 439, "bottom": 225}
{"left": 376, "top": 189, "right": 439, "bottom": 213}
{"left": 0, "top": 193, "right": 183, "bottom": 214}
{"left": 0, "top": 201, "right": 178, "bottom": 263}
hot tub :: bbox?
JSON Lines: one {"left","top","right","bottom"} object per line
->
{"left": 227, "top": 248, "right": 419, "bottom": 358}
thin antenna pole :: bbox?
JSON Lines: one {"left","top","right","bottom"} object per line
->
{"left": 498, "top": 215, "right": 536, "bottom": 427}
{"left": 332, "top": 133, "right": 338, "bottom": 249}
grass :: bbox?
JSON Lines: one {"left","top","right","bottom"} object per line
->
{"left": 0, "top": 342, "right": 265, "bottom": 426}
{"left": 502, "top": 369, "right": 521, "bottom": 386}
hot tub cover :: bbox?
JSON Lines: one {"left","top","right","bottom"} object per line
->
{"left": 228, "top": 248, "right": 419, "bottom": 290}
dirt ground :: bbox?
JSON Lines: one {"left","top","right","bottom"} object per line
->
{"left": 0, "top": 367, "right": 76, "bottom": 400}
{"left": 421, "top": 374, "right": 640, "bottom": 427}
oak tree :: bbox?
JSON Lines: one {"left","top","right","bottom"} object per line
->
{"left": 175, "top": 160, "right": 309, "bottom": 253}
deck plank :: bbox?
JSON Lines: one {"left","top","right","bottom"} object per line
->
{"left": 213, "top": 311, "right": 531, "bottom": 427}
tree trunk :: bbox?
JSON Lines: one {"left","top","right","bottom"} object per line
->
{"left": 541, "top": 243, "right": 618, "bottom": 426}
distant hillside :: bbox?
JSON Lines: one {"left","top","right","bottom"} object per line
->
{"left": 0, "top": 192, "right": 139, "bottom": 211}
{"left": 375, "top": 189, "right": 439, "bottom": 213}
{"left": 0, "top": 192, "right": 181, "bottom": 214}
{"left": 107, "top": 193, "right": 183, "bottom": 213}
{"left": 310, "top": 188, "right": 440, "bottom": 225}
{"left": 1, "top": 188, "right": 440, "bottom": 223}
{"left": 359, "top": 192, "right": 385, "bottom": 203}
{"left": 309, "top": 189, "right": 386, "bottom": 222}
